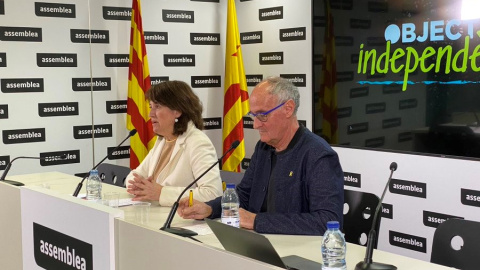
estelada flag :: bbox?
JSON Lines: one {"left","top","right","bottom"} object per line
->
{"left": 319, "top": 0, "right": 338, "bottom": 144}
{"left": 222, "top": 0, "right": 250, "bottom": 172}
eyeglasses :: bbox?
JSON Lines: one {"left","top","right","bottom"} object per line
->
{"left": 246, "top": 102, "right": 286, "bottom": 122}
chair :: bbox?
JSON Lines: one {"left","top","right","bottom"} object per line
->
{"left": 343, "top": 189, "right": 380, "bottom": 247}
{"left": 97, "top": 163, "right": 131, "bottom": 187}
{"left": 219, "top": 170, "right": 244, "bottom": 191}
{"left": 431, "top": 218, "right": 480, "bottom": 270}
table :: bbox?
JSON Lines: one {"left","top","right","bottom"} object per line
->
{"left": 1, "top": 172, "right": 453, "bottom": 269}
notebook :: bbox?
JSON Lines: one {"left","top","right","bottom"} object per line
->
{"left": 205, "top": 218, "right": 322, "bottom": 270}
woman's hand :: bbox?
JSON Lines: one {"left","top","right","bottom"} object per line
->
{"left": 126, "top": 172, "right": 162, "bottom": 201}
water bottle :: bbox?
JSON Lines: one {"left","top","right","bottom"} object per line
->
{"left": 221, "top": 183, "right": 240, "bottom": 228}
{"left": 321, "top": 221, "right": 347, "bottom": 270}
{"left": 86, "top": 169, "right": 102, "bottom": 201}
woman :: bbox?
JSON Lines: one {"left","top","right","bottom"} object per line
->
{"left": 126, "top": 81, "right": 223, "bottom": 206}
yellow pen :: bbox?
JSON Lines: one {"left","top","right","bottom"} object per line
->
{"left": 188, "top": 190, "right": 193, "bottom": 207}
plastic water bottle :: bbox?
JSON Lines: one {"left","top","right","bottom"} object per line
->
{"left": 221, "top": 183, "right": 240, "bottom": 228}
{"left": 86, "top": 169, "right": 102, "bottom": 201}
{"left": 321, "top": 221, "right": 346, "bottom": 270}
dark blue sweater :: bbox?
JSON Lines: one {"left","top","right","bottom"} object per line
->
{"left": 208, "top": 127, "right": 344, "bottom": 235}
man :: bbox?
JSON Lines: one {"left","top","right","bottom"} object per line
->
{"left": 178, "top": 76, "right": 344, "bottom": 235}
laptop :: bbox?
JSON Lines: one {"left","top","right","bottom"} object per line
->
{"left": 205, "top": 219, "right": 322, "bottom": 270}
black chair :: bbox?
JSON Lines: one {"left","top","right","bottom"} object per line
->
{"left": 431, "top": 218, "right": 480, "bottom": 270}
{"left": 343, "top": 189, "right": 380, "bottom": 247}
{"left": 97, "top": 163, "right": 131, "bottom": 187}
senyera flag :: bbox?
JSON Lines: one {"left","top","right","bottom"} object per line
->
{"left": 222, "top": 0, "right": 250, "bottom": 172}
{"left": 126, "top": 0, "right": 156, "bottom": 169}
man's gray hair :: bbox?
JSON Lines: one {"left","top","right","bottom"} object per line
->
{"left": 262, "top": 76, "right": 300, "bottom": 114}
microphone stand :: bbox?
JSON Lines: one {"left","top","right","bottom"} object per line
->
{"left": 473, "top": 111, "right": 480, "bottom": 127}
{"left": 160, "top": 160, "right": 221, "bottom": 237}
{"left": 355, "top": 162, "right": 398, "bottom": 270}
{"left": 160, "top": 140, "right": 240, "bottom": 237}
{"left": 0, "top": 156, "right": 44, "bottom": 186}
{"left": 72, "top": 129, "right": 137, "bottom": 197}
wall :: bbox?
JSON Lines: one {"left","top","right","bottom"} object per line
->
{"left": 0, "top": 0, "right": 312, "bottom": 176}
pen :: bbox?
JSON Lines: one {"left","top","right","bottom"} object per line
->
{"left": 188, "top": 190, "right": 193, "bottom": 207}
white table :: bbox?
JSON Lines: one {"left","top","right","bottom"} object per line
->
{"left": 1, "top": 172, "right": 453, "bottom": 270}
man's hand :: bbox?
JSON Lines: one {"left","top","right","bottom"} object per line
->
{"left": 177, "top": 197, "right": 213, "bottom": 220}
{"left": 239, "top": 208, "right": 256, "bottom": 230}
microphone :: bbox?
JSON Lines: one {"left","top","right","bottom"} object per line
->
{"left": 355, "top": 162, "right": 398, "bottom": 270}
{"left": 160, "top": 140, "right": 240, "bottom": 237}
{"left": 0, "top": 154, "right": 67, "bottom": 186}
{"left": 72, "top": 129, "right": 137, "bottom": 197}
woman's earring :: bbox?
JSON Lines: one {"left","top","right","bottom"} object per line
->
{"left": 175, "top": 118, "right": 178, "bottom": 123}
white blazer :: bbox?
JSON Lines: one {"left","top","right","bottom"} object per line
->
{"left": 126, "top": 121, "right": 223, "bottom": 206}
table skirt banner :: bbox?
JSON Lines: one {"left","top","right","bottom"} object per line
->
{"left": 20, "top": 186, "right": 123, "bottom": 270}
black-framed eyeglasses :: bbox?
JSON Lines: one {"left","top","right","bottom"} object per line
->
{"left": 246, "top": 102, "right": 286, "bottom": 122}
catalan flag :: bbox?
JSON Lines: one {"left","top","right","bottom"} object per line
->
{"left": 126, "top": 0, "right": 156, "bottom": 169}
{"left": 222, "top": 0, "right": 249, "bottom": 172}
{"left": 319, "top": 0, "right": 338, "bottom": 144}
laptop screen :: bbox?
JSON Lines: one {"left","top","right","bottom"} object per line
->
{"left": 205, "top": 219, "right": 324, "bottom": 270}
{"left": 205, "top": 218, "right": 288, "bottom": 268}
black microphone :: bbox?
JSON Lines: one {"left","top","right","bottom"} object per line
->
{"left": 160, "top": 140, "right": 240, "bottom": 237}
{"left": 0, "top": 154, "right": 67, "bottom": 186}
{"left": 355, "top": 162, "right": 398, "bottom": 270}
{"left": 72, "top": 129, "right": 137, "bottom": 197}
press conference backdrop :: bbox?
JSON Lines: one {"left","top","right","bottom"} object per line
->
{"left": 337, "top": 146, "right": 480, "bottom": 262}
{"left": 314, "top": 0, "right": 480, "bottom": 263}
{"left": 0, "top": 0, "right": 312, "bottom": 175}
{"left": 2, "top": 0, "right": 480, "bottom": 265}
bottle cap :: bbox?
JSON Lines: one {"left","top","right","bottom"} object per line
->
{"left": 226, "top": 183, "right": 236, "bottom": 189}
{"left": 90, "top": 169, "right": 98, "bottom": 175}
{"left": 326, "top": 221, "right": 340, "bottom": 229}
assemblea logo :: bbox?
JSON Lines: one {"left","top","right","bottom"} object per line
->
{"left": 357, "top": 19, "right": 480, "bottom": 91}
